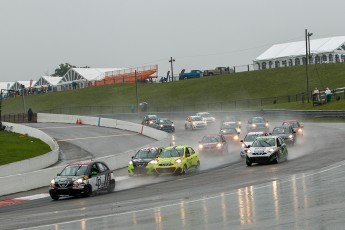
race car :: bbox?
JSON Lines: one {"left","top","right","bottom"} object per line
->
{"left": 282, "top": 120, "right": 304, "bottom": 135}
{"left": 128, "top": 147, "right": 162, "bottom": 176}
{"left": 245, "top": 135, "right": 288, "bottom": 166}
{"left": 220, "top": 121, "right": 241, "bottom": 134}
{"left": 246, "top": 116, "right": 269, "bottom": 133}
{"left": 240, "top": 131, "right": 266, "bottom": 158}
{"left": 49, "top": 161, "right": 115, "bottom": 200}
{"left": 152, "top": 118, "right": 175, "bottom": 133}
{"left": 196, "top": 112, "right": 216, "bottom": 124}
{"left": 185, "top": 115, "right": 207, "bottom": 130}
{"left": 198, "top": 134, "right": 229, "bottom": 154}
{"left": 219, "top": 127, "right": 240, "bottom": 142}
{"left": 271, "top": 125, "right": 296, "bottom": 145}
{"left": 151, "top": 145, "right": 200, "bottom": 175}
{"left": 142, "top": 114, "right": 159, "bottom": 127}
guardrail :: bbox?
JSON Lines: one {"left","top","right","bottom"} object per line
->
{"left": 0, "top": 113, "right": 170, "bottom": 196}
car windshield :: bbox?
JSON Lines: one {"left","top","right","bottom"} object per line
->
{"left": 135, "top": 149, "right": 158, "bottom": 159}
{"left": 200, "top": 113, "right": 211, "bottom": 118}
{"left": 251, "top": 117, "right": 265, "bottom": 123}
{"left": 201, "top": 136, "right": 221, "bottom": 143}
{"left": 272, "top": 127, "right": 290, "bottom": 134}
{"left": 192, "top": 116, "right": 203, "bottom": 121}
{"left": 220, "top": 129, "right": 237, "bottom": 134}
{"left": 221, "top": 123, "right": 237, "bottom": 129}
{"left": 251, "top": 138, "right": 275, "bottom": 147}
{"left": 160, "top": 148, "right": 182, "bottom": 158}
{"left": 284, "top": 122, "right": 298, "bottom": 128}
{"left": 60, "top": 165, "right": 88, "bottom": 176}
{"left": 158, "top": 119, "right": 172, "bottom": 125}
{"left": 148, "top": 115, "right": 157, "bottom": 120}
{"left": 244, "top": 134, "right": 260, "bottom": 142}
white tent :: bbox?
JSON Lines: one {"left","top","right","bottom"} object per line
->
{"left": 34, "top": 76, "right": 62, "bottom": 87}
{"left": 10, "top": 80, "right": 36, "bottom": 91}
{"left": 0, "top": 82, "right": 15, "bottom": 91}
{"left": 58, "top": 68, "right": 124, "bottom": 89}
{"left": 253, "top": 36, "right": 345, "bottom": 70}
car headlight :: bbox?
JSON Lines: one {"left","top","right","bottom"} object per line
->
{"left": 172, "top": 124, "right": 174, "bottom": 127}
{"left": 175, "top": 158, "right": 182, "bottom": 164}
{"left": 216, "top": 143, "right": 222, "bottom": 148}
{"left": 269, "top": 148, "right": 275, "bottom": 153}
{"left": 289, "top": 134, "right": 293, "bottom": 139}
{"left": 265, "top": 123, "right": 269, "bottom": 127}
{"left": 247, "top": 149, "right": 251, "bottom": 154}
{"left": 238, "top": 121, "right": 242, "bottom": 125}
{"left": 241, "top": 143, "right": 245, "bottom": 148}
{"left": 192, "top": 122, "right": 196, "bottom": 126}
{"left": 50, "top": 179, "right": 55, "bottom": 185}
{"left": 298, "top": 128, "right": 303, "bottom": 133}
{"left": 160, "top": 124, "right": 163, "bottom": 128}
{"left": 233, "top": 135, "right": 239, "bottom": 140}
{"left": 129, "top": 161, "right": 133, "bottom": 165}
{"left": 150, "top": 159, "right": 158, "bottom": 165}
{"left": 75, "top": 178, "right": 83, "bottom": 184}
{"left": 252, "top": 124, "right": 256, "bottom": 128}
{"left": 149, "top": 121, "right": 153, "bottom": 124}
{"left": 199, "top": 144, "right": 204, "bottom": 149}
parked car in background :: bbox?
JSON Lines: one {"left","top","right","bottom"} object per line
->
{"left": 198, "top": 134, "right": 229, "bottom": 154}
{"left": 142, "top": 114, "right": 159, "bottom": 127}
{"left": 152, "top": 118, "right": 175, "bottom": 133}
{"left": 246, "top": 116, "right": 269, "bottom": 133}
{"left": 49, "top": 161, "right": 115, "bottom": 200}
{"left": 271, "top": 125, "right": 296, "bottom": 146}
{"left": 203, "top": 67, "right": 233, "bottom": 76}
{"left": 282, "top": 120, "right": 304, "bottom": 136}
{"left": 196, "top": 112, "right": 216, "bottom": 124}
{"left": 179, "top": 70, "right": 203, "bottom": 80}
{"left": 185, "top": 115, "right": 207, "bottom": 130}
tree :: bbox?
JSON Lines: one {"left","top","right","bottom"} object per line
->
{"left": 52, "top": 63, "right": 76, "bottom": 77}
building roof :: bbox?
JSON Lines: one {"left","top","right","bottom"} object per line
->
{"left": 0, "top": 82, "right": 15, "bottom": 91}
{"left": 254, "top": 36, "right": 345, "bottom": 61}
{"left": 34, "top": 76, "right": 62, "bottom": 87}
{"left": 60, "top": 68, "right": 124, "bottom": 83}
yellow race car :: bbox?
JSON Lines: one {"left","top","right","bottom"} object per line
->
{"left": 150, "top": 145, "right": 200, "bottom": 175}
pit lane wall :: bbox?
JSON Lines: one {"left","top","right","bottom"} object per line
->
{"left": 0, "top": 114, "right": 169, "bottom": 196}
{"left": 0, "top": 122, "right": 59, "bottom": 177}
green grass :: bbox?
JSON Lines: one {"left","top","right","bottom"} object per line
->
{"left": 0, "top": 131, "right": 51, "bottom": 165}
{"left": 2, "top": 62, "right": 345, "bottom": 115}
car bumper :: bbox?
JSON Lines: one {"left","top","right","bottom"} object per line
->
{"left": 49, "top": 186, "right": 87, "bottom": 197}
{"left": 153, "top": 165, "right": 183, "bottom": 175}
{"left": 246, "top": 154, "right": 276, "bottom": 164}
{"left": 128, "top": 164, "right": 153, "bottom": 176}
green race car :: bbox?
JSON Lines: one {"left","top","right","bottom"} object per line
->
{"left": 128, "top": 147, "right": 162, "bottom": 176}
{"left": 151, "top": 145, "right": 200, "bottom": 175}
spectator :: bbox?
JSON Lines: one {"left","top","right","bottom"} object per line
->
{"left": 28, "top": 108, "right": 33, "bottom": 122}
{"left": 313, "top": 87, "right": 320, "bottom": 103}
{"left": 325, "top": 87, "right": 332, "bottom": 102}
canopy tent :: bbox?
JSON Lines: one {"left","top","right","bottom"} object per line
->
{"left": 253, "top": 36, "right": 345, "bottom": 69}
{"left": 0, "top": 82, "right": 15, "bottom": 91}
{"left": 10, "top": 81, "right": 36, "bottom": 91}
{"left": 34, "top": 76, "right": 62, "bottom": 87}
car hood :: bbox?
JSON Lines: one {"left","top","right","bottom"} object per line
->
{"left": 54, "top": 175, "right": 83, "bottom": 183}
{"left": 200, "top": 142, "right": 219, "bottom": 146}
{"left": 157, "top": 157, "right": 180, "bottom": 164}
{"left": 132, "top": 158, "right": 153, "bottom": 164}
{"left": 249, "top": 146, "right": 276, "bottom": 155}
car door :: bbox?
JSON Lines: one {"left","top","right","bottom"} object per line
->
{"left": 97, "top": 162, "right": 110, "bottom": 189}
{"left": 187, "top": 147, "right": 198, "bottom": 167}
{"left": 184, "top": 147, "right": 193, "bottom": 169}
{"left": 88, "top": 162, "right": 105, "bottom": 191}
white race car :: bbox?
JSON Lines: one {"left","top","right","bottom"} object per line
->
{"left": 196, "top": 112, "right": 216, "bottom": 124}
{"left": 185, "top": 115, "right": 207, "bottom": 130}
{"left": 240, "top": 131, "right": 266, "bottom": 157}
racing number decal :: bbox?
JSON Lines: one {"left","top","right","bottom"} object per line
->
{"left": 96, "top": 176, "right": 102, "bottom": 190}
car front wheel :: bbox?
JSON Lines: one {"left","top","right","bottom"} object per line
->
{"left": 50, "top": 192, "right": 59, "bottom": 201}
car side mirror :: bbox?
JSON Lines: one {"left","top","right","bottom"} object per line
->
{"left": 131, "top": 156, "right": 134, "bottom": 159}
{"left": 185, "top": 153, "right": 190, "bottom": 157}
{"left": 237, "top": 132, "right": 240, "bottom": 135}
{"left": 91, "top": 171, "right": 97, "bottom": 176}
{"left": 57, "top": 173, "right": 61, "bottom": 176}
{"left": 240, "top": 140, "right": 243, "bottom": 142}
{"left": 247, "top": 145, "right": 251, "bottom": 148}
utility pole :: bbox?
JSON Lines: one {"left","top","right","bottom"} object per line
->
{"left": 135, "top": 70, "right": 139, "bottom": 113}
{"left": 169, "top": 57, "right": 175, "bottom": 82}
{"left": 305, "top": 29, "right": 313, "bottom": 103}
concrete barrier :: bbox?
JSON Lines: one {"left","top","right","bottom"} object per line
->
{"left": 0, "top": 114, "right": 170, "bottom": 196}
{"left": 0, "top": 122, "right": 59, "bottom": 177}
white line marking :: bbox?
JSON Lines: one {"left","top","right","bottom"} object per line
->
{"left": 58, "top": 133, "right": 137, "bottom": 142}
{"left": 21, "top": 160, "right": 345, "bottom": 230}
{"left": 38, "top": 126, "right": 88, "bottom": 129}
{"left": 14, "top": 194, "right": 50, "bottom": 201}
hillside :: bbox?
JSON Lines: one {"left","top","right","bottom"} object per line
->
{"left": 2, "top": 63, "right": 345, "bottom": 115}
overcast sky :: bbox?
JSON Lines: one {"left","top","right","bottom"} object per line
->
{"left": 0, "top": 0, "right": 344, "bottom": 82}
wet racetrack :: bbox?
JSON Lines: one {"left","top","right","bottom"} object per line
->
{"left": 0, "top": 119, "right": 345, "bottom": 230}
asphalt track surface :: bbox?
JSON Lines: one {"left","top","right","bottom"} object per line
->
{"left": 1, "top": 119, "right": 345, "bottom": 230}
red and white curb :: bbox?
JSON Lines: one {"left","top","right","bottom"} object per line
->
{"left": 0, "top": 193, "right": 50, "bottom": 207}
